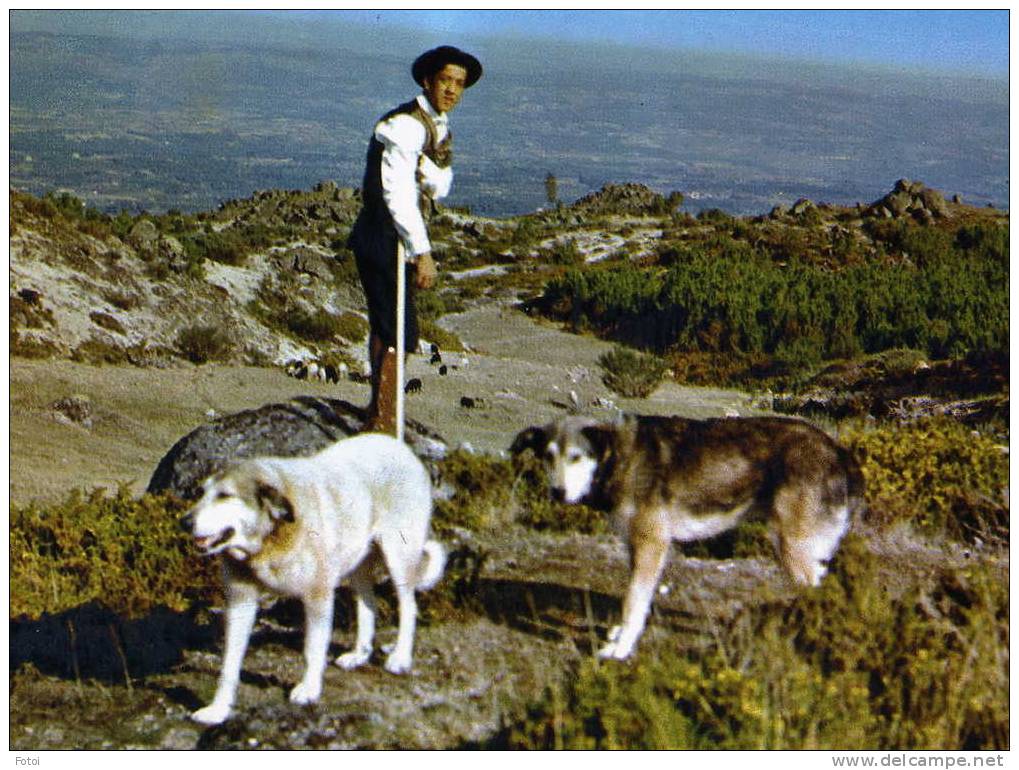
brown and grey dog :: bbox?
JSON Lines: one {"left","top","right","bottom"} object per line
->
{"left": 181, "top": 433, "right": 445, "bottom": 725}
{"left": 511, "top": 414, "right": 864, "bottom": 660}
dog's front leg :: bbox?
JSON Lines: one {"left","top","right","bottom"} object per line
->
{"left": 192, "top": 580, "right": 260, "bottom": 725}
{"left": 290, "top": 591, "right": 334, "bottom": 705}
{"left": 599, "top": 538, "right": 669, "bottom": 660}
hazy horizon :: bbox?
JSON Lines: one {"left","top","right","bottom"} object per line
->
{"left": 8, "top": 10, "right": 1010, "bottom": 217}
{"left": 10, "top": 9, "right": 1009, "bottom": 81}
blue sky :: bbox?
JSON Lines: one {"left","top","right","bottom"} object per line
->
{"left": 329, "top": 9, "right": 1009, "bottom": 78}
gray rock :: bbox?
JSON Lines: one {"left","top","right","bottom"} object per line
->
{"left": 885, "top": 190, "right": 912, "bottom": 216}
{"left": 128, "top": 220, "right": 159, "bottom": 247}
{"left": 288, "top": 247, "right": 331, "bottom": 278}
{"left": 869, "top": 181, "right": 951, "bottom": 221}
{"left": 50, "top": 395, "right": 94, "bottom": 428}
{"left": 146, "top": 397, "right": 448, "bottom": 500}
{"left": 790, "top": 198, "right": 815, "bottom": 215}
{"left": 159, "top": 726, "right": 201, "bottom": 750}
{"left": 919, "top": 188, "right": 949, "bottom": 217}
{"left": 159, "top": 236, "right": 191, "bottom": 273}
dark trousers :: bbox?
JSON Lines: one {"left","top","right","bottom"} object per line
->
{"left": 350, "top": 212, "right": 420, "bottom": 352}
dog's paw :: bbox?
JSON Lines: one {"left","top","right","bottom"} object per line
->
{"left": 288, "top": 679, "right": 322, "bottom": 706}
{"left": 335, "top": 648, "right": 371, "bottom": 671}
{"left": 597, "top": 640, "right": 634, "bottom": 661}
{"left": 384, "top": 650, "right": 413, "bottom": 675}
{"left": 607, "top": 625, "right": 622, "bottom": 643}
{"left": 191, "top": 703, "right": 232, "bottom": 725}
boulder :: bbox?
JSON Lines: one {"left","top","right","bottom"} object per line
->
{"left": 919, "top": 188, "right": 949, "bottom": 217}
{"left": 146, "top": 397, "right": 448, "bottom": 500}
{"left": 790, "top": 198, "right": 815, "bottom": 216}
{"left": 128, "top": 220, "right": 159, "bottom": 247}
{"left": 569, "top": 183, "right": 669, "bottom": 216}
{"left": 288, "top": 247, "right": 331, "bottom": 278}
{"left": 49, "top": 395, "right": 95, "bottom": 429}
{"left": 869, "top": 181, "right": 952, "bottom": 221}
{"left": 884, "top": 190, "right": 912, "bottom": 216}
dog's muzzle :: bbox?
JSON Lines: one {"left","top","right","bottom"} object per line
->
{"left": 194, "top": 527, "right": 236, "bottom": 554}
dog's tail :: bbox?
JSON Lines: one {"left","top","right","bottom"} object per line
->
{"left": 415, "top": 539, "right": 447, "bottom": 591}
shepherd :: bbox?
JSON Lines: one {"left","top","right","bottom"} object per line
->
{"left": 349, "top": 45, "right": 483, "bottom": 436}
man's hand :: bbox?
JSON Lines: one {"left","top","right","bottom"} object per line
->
{"left": 415, "top": 251, "right": 437, "bottom": 289}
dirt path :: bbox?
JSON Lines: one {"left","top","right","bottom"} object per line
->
{"left": 9, "top": 303, "right": 755, "bottom": 506}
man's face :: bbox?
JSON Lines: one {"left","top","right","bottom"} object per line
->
{"left": 423, "top": 63, "right": 468, "bottom": 114}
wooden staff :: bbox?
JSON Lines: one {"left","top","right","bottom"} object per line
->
{"left": 395, "top": 242, "right": 406, "bottom": 442}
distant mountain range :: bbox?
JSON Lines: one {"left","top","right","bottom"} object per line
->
{"left": 9, "top": 12, "right": 1010, "bottom": 217}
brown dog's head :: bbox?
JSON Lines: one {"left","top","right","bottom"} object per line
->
{"left": 511, "top": 416, "right": 617, "bottom": 504}
{"left": 181, "top": 460, "right": 295, "bottom": 561}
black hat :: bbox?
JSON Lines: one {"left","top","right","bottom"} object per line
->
{"left": 412, "top": 46, "right": 483, "bottom": 88}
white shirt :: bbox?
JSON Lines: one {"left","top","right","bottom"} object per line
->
{"left": 375, "top": 94, "right": 454, "bottom": 259}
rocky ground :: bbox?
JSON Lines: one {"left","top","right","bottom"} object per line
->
{"left": 9, "top": 300, "right": 1000, "bottom": 750}
{"left": 8, "top": 183, "right": 1008, "bottom": 749}
{"left": 9, "top": 297, "right": 772, "bottom": 750}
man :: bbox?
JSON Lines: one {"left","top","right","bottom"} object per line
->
{"left": 349, "top": 45, "right": 483, "bottom": 434}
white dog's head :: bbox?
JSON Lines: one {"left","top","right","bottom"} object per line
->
{"left": 511, "top": 416, "right": 617, "bottom": 506}
{"left": 181, "top": 461, "right": 295, "bottom": 561}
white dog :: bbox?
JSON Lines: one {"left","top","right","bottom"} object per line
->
{"left": 182, "top": 433, "right": 445, "bottom": 725}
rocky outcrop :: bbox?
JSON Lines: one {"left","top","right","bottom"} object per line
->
{"left": 146, "top": 397, "right": 447, "bottom": 500}
{"left": 869, "top": 179, "right": 951, "bottom": 222}
{"left": 569, "top": 183, "right": 679, "bottom": 217}
{"left": 219, "top": 181, "right": 360, "bottom": 230}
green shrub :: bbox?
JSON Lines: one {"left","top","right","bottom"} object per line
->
{"left": 433, "top": 450, "right": 605, "bottom": 536}
{"left": 333, "top": 311, "right": 370, "bottom": 343}
{"left": 10, "top": 330, "right": 61, "bottom": 359}
{"left": 419, "top": 319, "right": 464, "bottom": 353}
{"left": 511, "top": 219, "right": 541, "bottom": 251}
{"left": 499, "top": 536, "right": 1008, "bottom": 749}
{"left": 697, "top": 208, "right": 733, "bottom": 225}
{"left": 843, "top": 419, "right": 1009, "bottom": 542}
{"left": 70, "top": 337, "right": 131, "bottom": 365}
{"left": 285, "top": 308, "right": 342, "bottom": 343}
{"left": 328, "top": 248, "right": 363, "bottom": 286}
{"left": 89, "top": 311, "right": 126, "bottom": 335}
{"left": 598, "top": 346, "right": 669, "bottom": 398}
{"left": 175, "top": 324, "right": 235, "bottom": 364}
{"left": 540, "top": 228, "right": 1008, "bottom": 370}
{"left": 101, "top": 289, "right": 141, "bottom": 312}
{"left": 545, "top": 239, "right": 585, "bottom": 267}
{"left": 10, "top": 487, "right": 218, "bottom": 619}
{"left": 416, "top": 288, "right": 459, "bottom": 322}
{"left": 182, "top": 231, "right": 236, "bottom": 265}
{"left": 10, "top": 295, "right": 56, "bottom": 329}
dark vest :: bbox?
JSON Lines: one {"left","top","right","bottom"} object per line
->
{"left": 356, "top": 99, "right": 453, "bottom": 232}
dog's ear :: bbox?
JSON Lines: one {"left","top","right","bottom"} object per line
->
{"left": 255, "top": 481, "right": 295, "bottom": 523}
{"left": 510, "top": 425, "right": 549, "bottom": 457}
{"left": 581, "top": 424, "right": 616, "bottom": 461}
